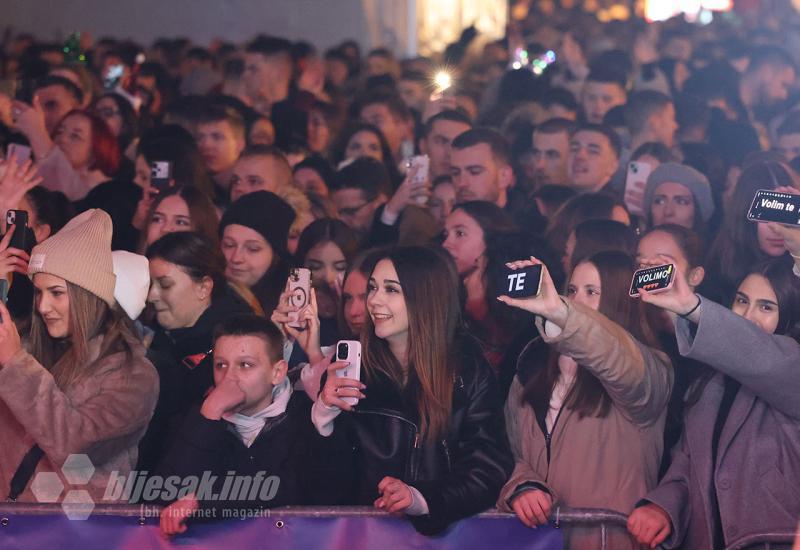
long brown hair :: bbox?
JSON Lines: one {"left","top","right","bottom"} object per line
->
{"left": 29, "top": 281, "right": 141, "bottom": 389}
{"left": 361, "top": 246, "right": 461, "bottom": 441}
{"left": 523, "top": 251, "right": 659, "bottom": 419}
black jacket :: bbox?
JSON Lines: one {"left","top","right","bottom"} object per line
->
{"left": 155, "top": 391, "right": 348, "bottom": 517}
{"left": 325, "top": 335, "right": 513, "bottom": 535}
{"left": 137, "top": 287, "right": 252, "bottom": 471}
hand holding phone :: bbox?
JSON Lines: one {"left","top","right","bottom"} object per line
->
{"left": 286, "top": 268, "right": 311, "bottom": 329}
{"left": 624, "top": 161, "right": 652, "bottom": 218}
{"left": 6, "top": 144, "right": 31, "bottom": 168}
{"left": 149, "top": 160, "right": 175, "bottom": 194}
{"left": 6, "top": 210, "right": 31, "bottom": 254}
{"left": 334, "top": 340, "right": 362, "bottom": 406}
{"left": 496, "top": 258, "right": 566, "bottom": 323}
{"left": 495, "top": 263, "right": 543, "bottom": 300}
{"left": 629, "top": 264, "right": 675, "bottom": 297}
{"left": 747, "top": 189, "right": 800, "bottom": 226}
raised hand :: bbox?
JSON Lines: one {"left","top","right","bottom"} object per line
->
{"left": 636, "top": 258, "right": 702, "bottom": 323}
{"left": 319, "top": 360, "right": 365, "bottom": 412}
{"left": 496, "top": 257, "right": 567, "bottom": 326}
{"left": 0, "top": 155, "right": 43, "bottom": 229}
{"left": 199, "top": 377, "right": 247, "bottom": 420}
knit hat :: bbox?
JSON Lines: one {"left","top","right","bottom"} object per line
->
{"left": 644, "top": 163, "right": 715, "bottom": 222}
{"left": 112, "top": 251, "right": 150, "bottom": 320}
{"left": 219, "top": 191, "right": 296, "bottom": 257}
{"left": 28, "top": 209, "right": 117, "bottom": 307}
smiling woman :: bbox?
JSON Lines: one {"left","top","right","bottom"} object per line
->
{"left": 312, "top": 245, "right": 513, "bottom": 535}
{"left": 0, "top": 209, "right": 158, "bottom": 502}
{"left": 139, "top": 231, "right": 252, "bottom": 471}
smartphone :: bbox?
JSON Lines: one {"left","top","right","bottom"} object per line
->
{"left": 747, "top": 189, "right": 800, "bottom": 226}
{"left": 6, "top": 210, "right": 30, "bottom": 254}
{"left": 407, "top": 154, "right": 430, "bottom": 205}
{"left": 149, "top": 160, "right": 174, "bottom": 194}
{"left": 335, "top": 340, "right": 362, "bottom": 406}
{"left": 629, "top": 264, "right": 675, "bottom": 297}
{"left": 496, "top": 263, "right": 543, "bottom": 299}
{"left": 287, "top": 267, "right": 311, "bottom": 329}
{"left": 103, "top": 64, "right": 125, "bottom": 90}
{"left": 623, "top": 161, "right": 652, "bottom": 218}
{"left": 0, "top": 279, "right": 7, "bottom": 323}
{"left": 6, "top": 143, "right": 31, "bottom": 167}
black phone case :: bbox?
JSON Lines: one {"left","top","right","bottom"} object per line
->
{"left": 496, "top": 264, "right": 543, "bottom": 299}
{"left": 747, "top": 190, "right": 800, "bottom": 226}
{"left": 629, "top": 264, "right": 675, "bottom": 297}
{"left": 7, "top": 211, "right": 29, "bottom": 253}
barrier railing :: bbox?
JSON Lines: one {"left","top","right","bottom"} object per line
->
{"left": 0, "top": 503, "right": 632, "bottom": 549}
{"left": 0, "top": 503, "right": 794, "bottom": 549}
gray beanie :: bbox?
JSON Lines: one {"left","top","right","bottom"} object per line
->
{"left": 644, "top": 162, "right": 715, "bottom": 223}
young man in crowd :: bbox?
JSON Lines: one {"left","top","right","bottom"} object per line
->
{"left": 357, "top": 91, "right": 414, "bottom": 164}
{"left": 30, "top": 75, "right": 83, "bottom": 135}
{"left": 566, "top": 123, "right": 621, "bottom": 194}
{"left": 449, "top": 128, "right": 515, "bottom": 208}
{"left": 531, "top": 117, "right": 575, "bottom": 189}
{"left": 243, "top": 36, "right": 294, "bottom": 116}
{"left": 158, "top": 315, "right": 347, "bottom": 536}
{"left": 195, "top": 104, "right": 247, "bottom": 195}
{"left": 625, "top": 91, "right": 679, "bottom": 153}
{"left": 330, "top": 156, "right": 437, "bottom": 247}
{"left": 418, "top": 109, "right": 472, "bottom": 180}
{"left": 229, "top": 145, "right": 292, "bottom": 202}
{"left": 580, "top": 66, "right": 628, "bottom": 124}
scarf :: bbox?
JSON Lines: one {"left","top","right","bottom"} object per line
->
{"left": 223, "top": 378, "right": 292, "bottom": 447}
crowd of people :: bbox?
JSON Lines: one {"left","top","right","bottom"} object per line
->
{"left": 0, "top": 4, "right": 799, "bottom": 548}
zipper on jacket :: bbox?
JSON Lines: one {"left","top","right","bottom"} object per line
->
{"left": 544, "top": 406, "right": 566, "bottom": 469}
{"left": 441, "top": 439, "right": 452, "bottom": 471}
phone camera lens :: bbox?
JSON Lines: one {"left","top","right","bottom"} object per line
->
{"left": 337, "top": 343, "right": 349, "bottom": 358}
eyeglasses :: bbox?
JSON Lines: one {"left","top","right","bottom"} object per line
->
{"left": 338, "top": 202, "right": 370, "bottom": 218}
{"left": 181, "top": 348, "right": 213, "bottom": 370}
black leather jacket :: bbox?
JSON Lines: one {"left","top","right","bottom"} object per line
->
{"left": 327, "top": 335, "right": 513, "bottom": 535}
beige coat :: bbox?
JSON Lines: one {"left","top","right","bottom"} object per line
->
{"left": 0, "top": 337, "right": 158, "bottom": 502}
{"left": 498, "top": 300, "right": 673, "bottom": 515}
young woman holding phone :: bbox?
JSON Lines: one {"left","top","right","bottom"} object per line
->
{"left": 312, "top": 246, "right": 513, "bottom": 535}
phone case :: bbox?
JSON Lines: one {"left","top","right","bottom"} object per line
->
{"left": 287, "top": 268, "right": 311, "bottom": 328}
{"left": 747, "top": 189, "right": 800, "bottom": 226}
{"left": 629, "top": 264, "right": 675, "bottom": 297}
{"left": 623, "top": 161, "right": 652, "bottom": 217}
{"left": 6, "top": 210, "right": 29, "bottom": 253}
{"left": 335, "top": 340, "right": 362, "bottom": 405}
{"left": 497, "top": 264, "right": 543, "bottom": 299}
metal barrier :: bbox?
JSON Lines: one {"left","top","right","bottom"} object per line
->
{"left": 1, "top": 503, "right": 794, "bottom": 549}
{"left": 727, "top": 531, "right": 798, "bottom": 550}
{"left": 0, "top": 503, "right": 634, "bottom": 549}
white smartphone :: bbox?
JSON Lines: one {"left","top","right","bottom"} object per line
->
{"left": 407, "top": 154, "right": 430, "bottom": 205}
{"left": 335, "top": 340, "right": 362, "bottom": 406}
{"left": 287, "top": 267, "right": 311, "bottom": 329}
{"left": 624, "top": 161, "right": 652, "bottom": 218}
